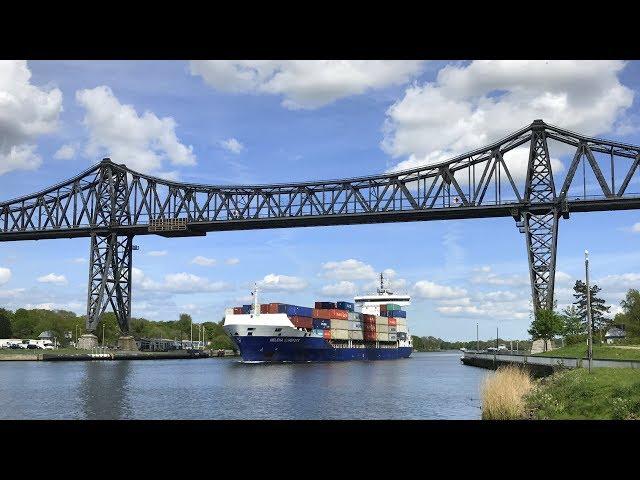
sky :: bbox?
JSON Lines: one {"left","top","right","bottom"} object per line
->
{"left": 1, "top": 59, "right": 640, "bottom": 341}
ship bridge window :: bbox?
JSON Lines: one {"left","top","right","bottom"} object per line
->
{"left": 274, "top": 328, "right": 282, "bottom": 332}
{"left": 247, "top": 332, "right": 253, "bottom": 336}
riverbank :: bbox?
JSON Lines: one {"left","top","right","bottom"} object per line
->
{"left": 480, "top": 366, "right": 640, "bottom": 419}
{"left": 0, "top": 349, "right": 238, "bottom": 361}
{"left": 535, "top": 344, "right": 640, "bottom": 361}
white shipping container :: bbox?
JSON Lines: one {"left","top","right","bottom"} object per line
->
{"left": 348, "top": 330, "right": 364, "bottom": 340}
{"left": 331, "top": 319, "right": 349, "bottom": 330}
{"left": 395, "top": 317, "right": 407, "bottom": 326}
{"left": 388, "top": 326, "right": 397, "bottom": 333}
{"left": 377, "top": 324, "right": 389, "bottom": 333}
{"left": 376, "top": 332, "right": 389, "bottom": 341}
{"left": 388, "top": 334, "right": 397, "bottom": 341}
{"left": 396, "top": 324, "right": 408, "bottom": 333}
{"left": 348, "top": 321, "right": 363, "bottom": 331}
{"left": 331, "top": 328, "right": 349, "bottom": 340}
{"left": 347, "top": 311, "right": 361, "bottom": 321}
{"left": 376, "top": 316, "right": 388, "bottom": 325}
{"left": 224, "top": 307, "right": 235, "bottom": 315}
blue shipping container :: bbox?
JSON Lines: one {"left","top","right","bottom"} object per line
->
{"left": 311, "top": 329, "right": 325, "bottom": 337}
{"left": 298, "top": 306, "right": 313, "bottom": 318}
{"left": 336, "top": 301, "right": 355, "bottom": 312}
{"left": 312, "top": 318, "right": 331, "bottom": 330}
{"left": 241, "top": 304, "right": 252, "bottom": 314}
{"left": 388, "top": 309, "right": 406, "bottom": 318}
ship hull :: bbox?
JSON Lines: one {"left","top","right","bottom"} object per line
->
{"left": 230, "top": 335, "right": 412, "bottom": 362}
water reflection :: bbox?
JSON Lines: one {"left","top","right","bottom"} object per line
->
{"left": 78, "top": 361, "right": 132, "bottom": 419}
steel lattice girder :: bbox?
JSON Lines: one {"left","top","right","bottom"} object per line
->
{"left": 86, "top": 233, "right": 133, "bottom": 333}
{"left": 523, "top": 210, "right": 559, "bottom": 311}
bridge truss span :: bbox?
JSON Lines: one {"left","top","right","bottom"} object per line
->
{"left": 1, "top": 119, "right": 639, "bottom": 333}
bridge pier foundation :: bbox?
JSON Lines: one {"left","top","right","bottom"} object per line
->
{"left": 77, "top": 333, "right": 99, "bottom": 350}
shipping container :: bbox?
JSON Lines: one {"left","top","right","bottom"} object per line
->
{"left": 347, "top": 311, "right": 362, "bottom": 321}
{"left": 336, "top": 301, "right": 355, "bottom": 312}
{"left": 290, "top": 316, "right": 313, "bottom": 329}
{"left": 380, "top": 305, "right": 387, "bottom": 316}
{"left": 330, "top": 329, "right": 349, "bottom": 340}
{"left": 260, "top": 304, "right": 269, "bottom": 314}
{"left": 364, "top": 334, "right": 377, "bottom": 342}
{"left": 323, "top": 329, "right": 332, "bottom": 339}
{"left": 315, "top": 301, "right": 335, "bottom": 310}
{"left": 386, "top": 303, "right": 402, "bottom": 311}
{"left": 396, "top": 324, "right": 408, "bottom": 333}
{"left": 395, "top": 317, "right": 407, "bottom": 326}
{"left": 388, "top": 326, "right": 397, "bottom": 333}
{"left": 311, "top": 329, "right": 325, "bottom": 338}
{"left": 397, "top": 332, "right": 407, "bottom": 340}
{"left": 375, "top": 316, "right": 388, "bottom": 325}
{"left": 388, "top": 318, "right": 397, "bottom": 326}
{"left": 312, "top": 308, "right": 348, "bottom": 320}
{"left": 330, "top": 319, "right": 349, "bottom": 330}
{"left": 267, "top": 303, "right": 280, "bottom": 314}
{"left": 242, "top": 304, "right": 252, "bottom": 314}
{"left": 376, "top": 332, "right": 389, "bottom": 342}
{"left": 377, "top": 324, "right": 389, "bottom": 333}
{"left": 387, "top": 309, "right": 406, "bottom": 318}
{"left": 348, "top": 330, "right": 364, "bottom": 340}
{"left": 363, "top": 323, "right": 376, "bottom": 331}
{"left": 348, "top": 321, "right": 363, "bottom": 331}
{"left": 312, "top": 318, "right": 331, "bottom": 330}
{"left": 225, "top": 307, "right": 235, "bottom": 315}
{"left": 362, "top": 314, "right": 376, "bottom": 324}
{"left": 388, "top": 333, "right": 397, "bottom": 341}
{"left": 232, "top": 307, "right": 243, "bottom": 314}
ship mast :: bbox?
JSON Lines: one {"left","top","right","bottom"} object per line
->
{"left": 252, "top": 282, "right": 260, "bottom": 315}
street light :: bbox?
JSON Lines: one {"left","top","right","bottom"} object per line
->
{"left": 585, "top": 249, "right": 593, "bottom": 373}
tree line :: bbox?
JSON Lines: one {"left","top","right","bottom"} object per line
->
{"left": 411, "top": 335, "right": 533, "bottom": 352}
{"left": 0, "top": 308, "right": 236, "bottom": 351}
{"left": 528, "top": 282, "right": 640, "bottom": 351}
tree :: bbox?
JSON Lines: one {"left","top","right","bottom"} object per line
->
{"left": 561, "top": 305, "right": 584, "bottom": 336}
{"left": 0, "top": 308, "right": 12, "bottom": 338}
{"left": 572, "top": 280, "right": 611, "bottom": 343}
{"left": 177, "top": 313, "right": 192, "bottom": 338}
{"left": 528, "top": 309, "right": 564, "bottom": 352}
{"left": 615, "top": 288, "right": 640, "bottom": 339}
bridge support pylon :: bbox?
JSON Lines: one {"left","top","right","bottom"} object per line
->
{"left": 86, "top": 233, "right": 134, "bottom": 334}
{"left": 520, "top": 120, "right": 560, "bottom": 315}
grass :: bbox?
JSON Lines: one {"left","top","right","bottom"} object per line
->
{"left": 481, "top": 365, "right": 533, "bottom": 420}
{"left": 535, "top": 343, "right": 640, "bottom": 361}
{"left": 526, "top": 368, "right": 640, "bottom": 419}
{"left": 0, "top": 348, "right": 92, "bottom": 356}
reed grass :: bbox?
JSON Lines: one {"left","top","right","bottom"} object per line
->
{"left": 481, "top": 365, "right": 533, "bottom": 420}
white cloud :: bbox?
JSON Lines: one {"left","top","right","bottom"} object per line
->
{"left": 70, "top": 257, "right": 86, "bottom": 264}
{"left": 258, "top": 274, "right": 308, "bottom": 292}
{"left": 132, "top": 267, "right": 229, "bottom": 294}
{"left": 75, "top": 85, "right": 195, "bottom": 176}
{"left": 631, "top": 223, "right": 640, "bottom": 233}
{"left": 37, "top": 273, "right": 67, "bottom": 285}
{"left": 383, "top": 60, "right": 634, "bottom": 172}
{"left": 362, "top": 268, "right": 407, "bottom": 292}
{"left": 471, "top": 266, "right": 529, "bottom": 287}
{"left": 147, "top": 250, "right": 168, "bottom": 257}
{"left": 321, "top": 259, "right": 377, "bottom": 281}
{"left": 0, "top": 267, "right": 11, "bottom": 286}
{"left": 219, "top": 138, "right": 244, "bottom": 154}
{"left": 597, "top": 273, "right": 640, "bottom": 291}
{"left": 225, "top": 258, "right": 240, "bottom": 265}
{"left": 53, "top": 143, "right": 77, "bottom": 160}
{"left": 190, "top": 60, "right": 425, "bottom": 110}
{"left": 191, "top": 256, "right": 216, "bottom": 266}
{"left": 0, "top": 288, "right": 25, "bottom": 299}
{"left": 321, "top": 281, "right": 357, "bottom": 296}
{"left": 413, "top": 280, "right": 467, "bottom": 299}
{"left": 0, "top": 60, "right": 62, "bottom": 175}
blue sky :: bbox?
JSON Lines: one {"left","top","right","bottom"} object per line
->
{"left": 1, "top": 60, "right": 639, "bottom": 340}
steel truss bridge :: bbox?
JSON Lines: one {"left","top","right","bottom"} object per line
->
{"left": 1, "top": 120, "right": 640, "bottom": 333}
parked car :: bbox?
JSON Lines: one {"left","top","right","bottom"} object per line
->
{"left": 26, "top": 344, "right": 40, "bottom": 349}
{"left": 9, "top": 343, "right": 21, "bottom": 349}
{"left": 42, "top": 344, "right": 55, "bottom": 350}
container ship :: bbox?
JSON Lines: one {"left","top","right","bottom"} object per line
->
{"left": 223, "top": 273, "right": 412, "bottom": 362}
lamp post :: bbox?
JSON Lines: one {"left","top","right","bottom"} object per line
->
{"left": 585, "top": 249, "right": 593, "bottom": 373}
{"left": 102, "top": 322, "right": 105, "bottom": 351}
{"left": 476, "top": 323, "right": 479, "bottom": 352}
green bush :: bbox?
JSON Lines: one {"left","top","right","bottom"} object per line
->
{"left": 564, "top": 333, "right": 588, "bottom": 345}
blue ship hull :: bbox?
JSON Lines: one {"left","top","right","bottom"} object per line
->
{"left": 231, "top": 335, "right": 412, "bottom": 362}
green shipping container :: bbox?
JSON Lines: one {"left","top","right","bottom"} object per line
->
{"left": 386, "top": 304, "right": 402, "bottom": 311}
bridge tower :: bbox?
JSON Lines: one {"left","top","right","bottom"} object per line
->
{"left": 519, "top": 120, "right": 559, "bottom": 315}
{"left": 81, "top": 159, "right": 135, "bottom": 348}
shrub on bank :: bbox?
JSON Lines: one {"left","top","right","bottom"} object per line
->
{"left": 481, "top": 365, "right": 533, "bottom": 420}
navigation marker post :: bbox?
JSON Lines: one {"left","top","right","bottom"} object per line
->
{"left": 585, "top": 250, "right": 593, "bottom": 373}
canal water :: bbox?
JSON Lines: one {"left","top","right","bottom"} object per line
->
{"left": 0, "top": 351, "right": 488, "bottom": 419}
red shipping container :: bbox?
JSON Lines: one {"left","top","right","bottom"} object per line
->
{"left": 331, "top": 309, "right": 349, "bottom": 320}
{"left": 290, "top": 316, "right": 313, "bottom": 329}
{"left": 380, "top": 305, "right": 388, "bottom": 316}
{"left": 388, "top": 318, "right": 397, "bottom": 326}
{"left": 260, "top": 304, "right": 269, "bottom": 314}
{"left": 313, "top": 308, "right": 331, "bottom": 319}
{"left": 268, "top": 303, "right": 280, "bottom": 314}
{"left": 313, "top": 308, "right": 349, "bottom": 320}
{"left": 364, "top": 332, "right": 377, "bottom": 341}
{"left": 362, "top": 314, "right": 376, "bottom": 323}
{"left": 323, "top": 329, "right": 332, "bottom": 339}
{"left": 233, "top": 307, "right": 243, "bottom": 314}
